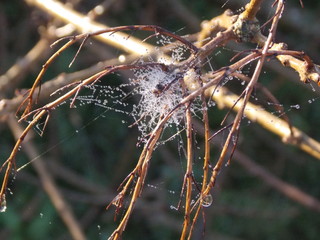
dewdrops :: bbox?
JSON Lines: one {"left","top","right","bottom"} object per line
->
{"left": 69, "top": 38, "right": 203, "bottom": 143}
{"left": 183, "top": 68, "right": 201, "bottom": 92}
{"left": 171, "top": 44, "right": 189, "bottom": 62}
{"left": 118, "top": 54, "right": 126, "bottom": 63}
{"left": 130, "top": 65, "right": 185, "bottom": 140}
{"left": 93, "top": 5, "right": 104, "bottom": 15}
{"left": 201, "top": 194, "right": 213, "bottom": 207}
{"left": 291, "top": 104, "right": 300, "bottom": 110}
{"left": 0, "top": 194, "right": 6, "bottom": 213}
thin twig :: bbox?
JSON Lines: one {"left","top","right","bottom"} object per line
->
{"left": 180, "top": 102, "right": 194, "bottom": 240}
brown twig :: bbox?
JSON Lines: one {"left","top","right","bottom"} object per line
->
{"left": 180, "top": 102, "right": 194, "bottom": 240}
{"left": 187, "top": 89, "right": 211, "bottom": 240}
{"left": 199, "top": 0, "right": 285, "bottom": 201}
{"left": 107, "top": 114, "right": 169, "bottom": 239}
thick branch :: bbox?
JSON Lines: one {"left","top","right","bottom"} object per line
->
{"left": 25, "top": 0, "right": 153, "bottom": 55}
{"left": 208, "top": 85, "right": 320, "bottom": 160}
{"left": 241, "top": 0, "right": 264, "bottom": 20}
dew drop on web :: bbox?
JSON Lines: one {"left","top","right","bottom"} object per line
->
{"left": 201, "top": 194, "right": 213, "bottom": 208}
{"left": 291, "top": 104, "right": 300, "bottom": 110}
{"left": 0, "top": 194, "right": 7, "bottom": 213}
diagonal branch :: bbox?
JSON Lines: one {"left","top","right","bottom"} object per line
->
{"left": 208, "top": 85, "right": 320, "bottom": 159}
{"left": 25, "top": 0, "right": 153, "bottom": 55}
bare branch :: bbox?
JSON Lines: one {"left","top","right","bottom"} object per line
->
{"left": 26, "top": 0, "right": 154, "bottom": 55}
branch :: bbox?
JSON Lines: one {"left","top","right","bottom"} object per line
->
{"left": 207, "top": 85, "right": 320, "bottom": 159}
{"left": 241, "top": 0, "right": 264, "bottom": 20}
{"left": 197, "top": 3, "right": 320, "bottom": 86}
{"left": 254, "top": 34, "right": 320, "bottom": 84}
{"left": 25, "top": 0, "right": 153, "bottom": 55}
{"left": 0, "top": 55, "right": 137, "bottom": 117}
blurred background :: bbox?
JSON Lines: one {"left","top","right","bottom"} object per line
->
{"left": 0, "top": 0, "right": 320, "bottom": 239}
